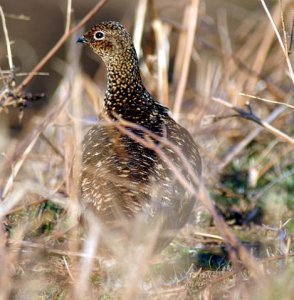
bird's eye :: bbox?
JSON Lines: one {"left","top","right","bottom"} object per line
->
{"left": 94, "top": 31, "right": 105, "bottom": 41}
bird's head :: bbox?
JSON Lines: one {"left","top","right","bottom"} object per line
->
{"left": 77, "top": 21, "right": 133, "bottom": 62}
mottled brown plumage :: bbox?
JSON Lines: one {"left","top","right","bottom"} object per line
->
{"left": 78, "top": 21, "right": 201, "bottom": 252}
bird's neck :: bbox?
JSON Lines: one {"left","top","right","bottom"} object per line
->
{"left": 103, "top": 46, "right": 154, "bottom": 118}
{"left": 106, "top": 47, "right": 143, "bottom": 90}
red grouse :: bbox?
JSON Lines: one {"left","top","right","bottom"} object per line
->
{"left": 77, "top": 21, "right": 201, "bottom": 252}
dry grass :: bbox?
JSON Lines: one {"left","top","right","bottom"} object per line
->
{"left": 0, "top": 0, "right": 293, "bottom": 299}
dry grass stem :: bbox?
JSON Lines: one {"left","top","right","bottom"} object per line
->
{"left": 73, "top": 218, "right": 100, "bottom": 299}
{"left": 246, "top": 2, "right": 281, "bottom": 92}
{"left": 289, "top": 20, "right": 294, "bottom": 54}
{"left": 173, "top": 0, "right": 200, "bottom": 121}
{"left": 8, "top": 239, "right": 101, "bottom": 261}
{"left": 1, "top": 98, "right": 68, "bottom": 200}
{"left": 152, "top": 19, "right": 170, "bottom": 106}
{"left": 65, "top": 0, "right": 73, "bottom": 34}
{"left": 1, "top": 1, "right": 293, "bottom": 298}
{"left": 239, "top": 92, "right": 294, "bottom": 109}
{"left": 194, "top": 232, "right": 224, "bottom": 241}
{"left": 260, "top": 0, "right": 294, "bottom": 85}
{"left": 0, "top": 6, "right": 14, "bottom": 72}
{"left": 4, "top": 13, "right": 30, "bottom": 21}
{"left": 133, "top": 0, "right": 148, "bottom": 58}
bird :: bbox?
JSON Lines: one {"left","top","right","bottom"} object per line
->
{"left": 77, "top": 21, "right": 202, "bottom": 253}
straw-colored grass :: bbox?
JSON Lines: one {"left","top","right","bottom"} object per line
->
{"left": 0, "top": 0, "right": 293, "bottom": 299}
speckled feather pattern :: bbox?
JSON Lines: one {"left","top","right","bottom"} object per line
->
{"left": 79, "top": 21, "right": 201, "bottom": 251}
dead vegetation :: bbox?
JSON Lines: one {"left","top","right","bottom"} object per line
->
{"left": 0, "top": 0, "right": 293, "bottom": 299}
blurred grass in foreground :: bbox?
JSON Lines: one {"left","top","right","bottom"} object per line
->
{"left": 0, "top": 0, "right": 293, "bottom": 299}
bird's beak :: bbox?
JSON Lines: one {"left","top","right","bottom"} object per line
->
{"left": 77, "top": 35, "right": 87, "bottom": 44}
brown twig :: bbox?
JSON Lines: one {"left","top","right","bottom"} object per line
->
{"left": 0, "top": 0, "right": 108, "bottom": 114}
{"left": 218, "top": 105, "right": 287, "bottom": 171}
{"left": 212, "top": 97, "right": 294, "bottom": 146}
{"left": 14, "top": 0, "right": 108, "bottom": 93}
